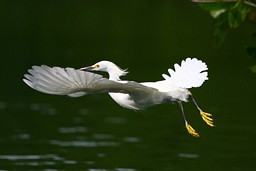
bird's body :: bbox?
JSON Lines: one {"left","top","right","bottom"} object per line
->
{"left": 108, "top": 81, "right": 190, "bottom": 110}
{"left": 86, "top": 60, "right": 192, "bottom": 110}
{"left": 23, "top": 58, "right": 214, "bottom": 137}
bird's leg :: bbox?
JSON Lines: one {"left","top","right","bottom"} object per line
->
{"left": 177, "top": 101, "right": 200, "bottom": 138}
{"left": 190, "top": 95, "right": 214, "bottom": 127}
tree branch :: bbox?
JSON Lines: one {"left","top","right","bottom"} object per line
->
{"left": 191, "top": 0, "right": 256, "bottom": 8}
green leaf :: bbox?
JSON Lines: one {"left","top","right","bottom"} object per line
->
{"left": 199, "top": 2, "right": 232, "bottom": 12}
{"left": 250, "top": 65, "right": 256, "bottom": 73}
{"left": 210, "top": 9, "right": 226, "bottom": 18}
{"left": 213, "top": 12, "right": 229, "bottom": 46}
{"left": 196, "top": 1, "right": 253, "bottom": 46}
{"left": 228, "top": 0, "right": 249, "bottom": 28}
{"left": 199, "top": 2, "right": 235, "bottom": 18}
{"left": 247, "top": 46, "right": 256, "bottom": 74}
{"left": 213, "top": 26, "right": 228, "bottom": 46}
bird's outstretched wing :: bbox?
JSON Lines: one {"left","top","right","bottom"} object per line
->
{"left": 162, "top": 58, "right": 208, "bottom": 89}
{"left": 23, "top": 65, "right": 159, "bottom": 98}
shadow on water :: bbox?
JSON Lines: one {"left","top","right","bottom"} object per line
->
{"left": 1, "top": 0, "right": 256, "bottom": 170}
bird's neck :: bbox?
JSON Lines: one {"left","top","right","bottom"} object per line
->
{"left": 109, "top": 71, "right": 121, "bottom": 81}
{"left": 107, "top": 65, "right": 127, "bottom": 81}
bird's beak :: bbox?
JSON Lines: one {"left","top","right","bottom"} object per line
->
{"left": 80, "top": 66, "right": 94, "bottom": 71}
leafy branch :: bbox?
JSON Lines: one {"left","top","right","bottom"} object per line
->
{"left": 192, "top": 0, "right": 256, "bottom": 73}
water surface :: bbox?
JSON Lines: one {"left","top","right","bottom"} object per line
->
{"left": 1, "top": 1, "right": 256, "bottom": 170}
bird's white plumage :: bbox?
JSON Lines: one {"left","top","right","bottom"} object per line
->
{"left": 24, "top": 65, "right": 104, "bottom": 96}
{"left": 23, "top": 58, "right": 214, "bottom": 137}
{"left": 23, "top": 65, "right": 170, "bottom": 110}
{"left": 162, "top": 58, "right": 208, "bottom": 89}
{"left": 23, "top": 58, "right": 208, "bottom": 109}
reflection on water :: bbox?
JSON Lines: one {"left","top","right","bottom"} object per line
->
{"left": 0, "top": 101, "right": 7, "bottom": 109}
{"left": 92, "top": 134, "right": 114, "bottom": 139}
{"left": 1, "top": 87, "right": 256, "bottom": 170}
{"left": 0, "top": 101, "right": 142, "bottom": 170}
{"left": 50, "top": 140, "right": 120, "bottom": 147}
{"left": 0, "top": 154, "right": 70, "bottom": 168}
{"left": 104, "top": 117, "right": 127, "bottom": 124}
{"left": 30, "top": 103, "right": 58, "bottom": 116}
{"left": 122, "top": 137, "right": 140, "bottom": 143}
{"left": 177, "top": 153, "right": 199, "bottom": 159}
{"left": 12, "top": 133, "right": 31, "bottom": 140}
{"left": 58, "top": 127, "right": 88, "bottom": 134}
{"left": 0, "top": 154, "right": 137, "bottom": 170}
{"left": 0, "top": 154, "right": 63, "bottom": 161}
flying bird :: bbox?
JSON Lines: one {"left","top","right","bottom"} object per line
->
{"left": 23, "top": 58, "right": 214, "bottom": 137}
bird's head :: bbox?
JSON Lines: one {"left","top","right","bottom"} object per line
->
{"left": 80, "top": 61, "right": 128, "bottom": 81}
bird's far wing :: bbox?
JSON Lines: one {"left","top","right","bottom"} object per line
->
{"left": 162, "top": 58, "right": 208, "bottom": 89}
{"left": 23, "top": 65, "right": 160, "bottom": 98}
{"left": 121, "top": 81, "right": 168, "bottom": 105}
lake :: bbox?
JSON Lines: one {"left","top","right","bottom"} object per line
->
{"left": 0, "top": 1, "right": 256, "bottom": 170}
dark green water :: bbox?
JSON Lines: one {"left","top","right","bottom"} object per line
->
{"left": 1, "top": 1, "right": 256, "bottom": 170}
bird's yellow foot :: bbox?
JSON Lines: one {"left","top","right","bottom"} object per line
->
{"left": 185, "top": 122, "right": 200, "bottom": 138}
{"left": 200, "top": 111, "right": 214, "bottom": 127}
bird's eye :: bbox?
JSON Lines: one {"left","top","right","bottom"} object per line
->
{"left": 94, "top": 64, "right": 100, "bottom": 68}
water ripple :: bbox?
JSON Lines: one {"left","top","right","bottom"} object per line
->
{"left": 50, "top": 140, "right": 120, "bottom": 147}
{"left": 92, "top": 134, "right": 114, "bottom": 139}
{"left": 58, "top": 126, "right": 88, "bottom": 134}
{"left": 11, "top": 133, "right": 31, "bottom": 140}
{"left": 0, "top": 154, "right": 63, "bottom": 161}
{"left": 104, "top": 117, "right": 127, "bottom": 124}
{"left": 177, "top": 153, "right": 199, "bottom": 159}
{"left": 0, "top": 101, "right": 7, "bottom": 109}
{"left": 122, "top": 137, "right": 140, "bottom": 143}
{"left": 88, "top": 169, "right": 136, "bottom": 171}
{"left": 30, "top": 103, "right": 57, "bottom": 115}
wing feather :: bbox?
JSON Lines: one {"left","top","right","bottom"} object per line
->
{"left": 23, "top": 65, "right": 160, "bottom": 99}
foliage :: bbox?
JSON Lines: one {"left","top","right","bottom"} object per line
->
{"left": 246, "top": 46, "right": 256, "bottom": 73}
{"left": 193, "top": 0, "right": 256, "bottom": 73}
{"left": 194, "top": 0, "right": 256, "bottom": 46}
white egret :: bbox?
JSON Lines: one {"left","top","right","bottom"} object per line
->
{"left": 23, "top": 58, "right": 214, "bottom": 137}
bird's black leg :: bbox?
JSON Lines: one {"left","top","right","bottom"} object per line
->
{"left": 177, "top": 100, "right": 187, "bottom": 124}
{"left": 190, "top": 95, "right": 214, "bottom": 127}
{"left": 177, "top": 100, "right": 199, "bottom": 138}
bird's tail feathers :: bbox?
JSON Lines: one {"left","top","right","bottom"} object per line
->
{"left": 162, "top": 58, "right": 208, "bottom": 89}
